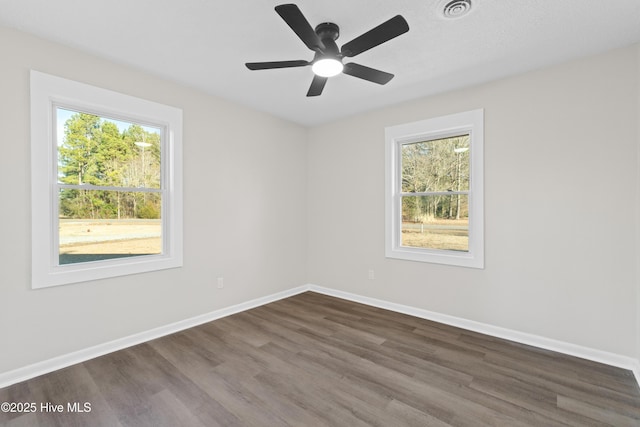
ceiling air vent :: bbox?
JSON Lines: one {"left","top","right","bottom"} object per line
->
{"left": 440, "top": 0, "right": 473, "bottom": 19}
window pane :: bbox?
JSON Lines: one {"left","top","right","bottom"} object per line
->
{"left": 401, "top": 135, "right": 469, "bottom": 193}
{"left": 56, "top": 107, "right": 161, "bottom": 188}
{"left": 401, "top": 195, "right": 469, "bottom": 251}
{"left": 59, "top": 190, "right": 162, "bottom": 265}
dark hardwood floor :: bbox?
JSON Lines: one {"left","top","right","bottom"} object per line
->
{"left": 1, "top": 291, "right": 639, "bottom": 426}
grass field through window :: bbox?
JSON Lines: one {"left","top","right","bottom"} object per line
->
{"left": 58, "top": 219, "right": 161, "bottom": 264}
{"left": 401, "top": 218, "right": 468, "bottom": 251}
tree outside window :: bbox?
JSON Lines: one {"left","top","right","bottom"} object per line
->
{"left": 400, "top": 135, "right": 470, "bottom": 252}
{"left": 56, "top": 108, "right": 163, "bottom": 265}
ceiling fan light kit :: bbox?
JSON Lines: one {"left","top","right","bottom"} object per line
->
{"left": 312, "top": 58, "right": 343, "bottom": 77}
{"left": 245, "top": 3, "right": 410, "bottom": 97}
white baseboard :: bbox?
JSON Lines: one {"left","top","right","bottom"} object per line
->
{"left": 2, "top": 283, "right": 639, "bottom": 391}
{"left": 307, "top": 284, "right": 640, "bottom": 389}
{"left": 0, "top": 285, "right": 308, "bottom": 389}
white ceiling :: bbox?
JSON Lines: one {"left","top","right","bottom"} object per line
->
{"left": 1, "top": 0, "right": 639, "bottom": 126}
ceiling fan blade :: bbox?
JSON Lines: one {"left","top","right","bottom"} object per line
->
{"left": 275, "top": 4, "right": 325, "bottom": 52}
{"left": 341, "top": 15, "right": 409, "bottom": 58}
{"left": 343, "top": 63, "right": 394, "bottom": 85}
{"left": 306, "top": 75, "right": 328, "bottom": 97}
{"left": 245, "top": 60, "right": 310, "bottom": 70}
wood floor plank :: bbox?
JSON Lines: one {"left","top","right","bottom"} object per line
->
{"left": 557, "top": 394, "right": 640, "bottom": 427}
{"left": 1, "top": 291, "right": 639, "bottom": 426}
{"left": 214, "top": 355, "right": 328, "bottom": 426}
{"left": 385, "top": 399, "right": 454, "bottom": 427}
{"left": 468, "top": 369, "right": 604, "bottom": 426}
{"left": 124, "top": 389, "right": 207, "bottom": 427}
{"left": 484, "top": 350, "right": 640, "bottom": 408}
{"left": 461, "top": 332, "right": 637, "bottom": 395}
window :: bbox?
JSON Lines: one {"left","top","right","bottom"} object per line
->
{"left": 385, "top": 109, "right": 483, "bottom": 268}
{"left": 31, "top": 71, "right": 183, "bottom": 288}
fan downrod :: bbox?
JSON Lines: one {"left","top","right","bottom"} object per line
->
{"left": 314, "top": 22, "right": 340, "bottom": 41}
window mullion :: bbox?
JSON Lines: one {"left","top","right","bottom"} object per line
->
{"left": 401, "top": 191, "right": 469, "bottom": 197}
{"left": 58, "top": 184, "right": 162, "bottom": 193}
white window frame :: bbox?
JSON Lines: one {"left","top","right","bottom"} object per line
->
{"left": 385, "top": 109, "right": 484, "bottom": 268}
{"left": 31, "top": 70, "right": 183, "bottom": 288}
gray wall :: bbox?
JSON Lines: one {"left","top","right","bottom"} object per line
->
{"left": 0, "top": 26, "right": 308, "bottom": 374}
{"left": 307, "top": 45, "right": 639, "bottom": 358}
{"left": 0, "top": 24, "right": 638, "bottom": 377}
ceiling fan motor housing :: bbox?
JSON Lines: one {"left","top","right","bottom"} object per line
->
{"left": 314, "top": 22, "right": 341, "bottom": 58}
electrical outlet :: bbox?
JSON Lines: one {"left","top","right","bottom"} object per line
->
{"left": 217, "top": 277, "right": 224, "bottom": 289}
{"left": 368, "top": 270, "right": 375, "bottom": 280}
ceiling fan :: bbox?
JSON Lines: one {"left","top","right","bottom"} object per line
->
{"left": 245, "top": 4, "right": 410, "bottom": 97}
